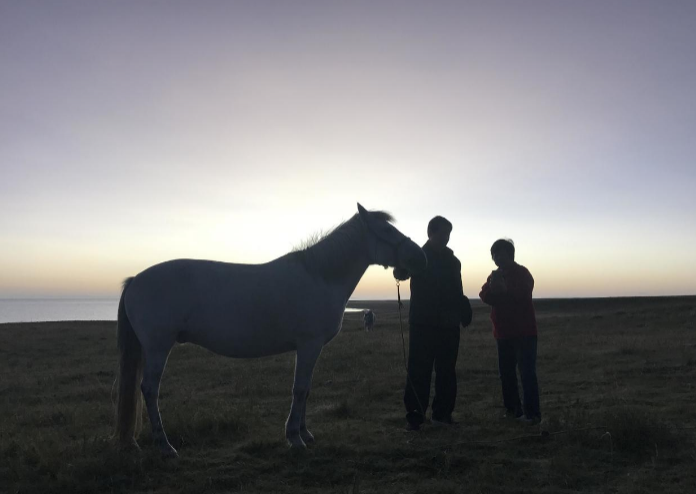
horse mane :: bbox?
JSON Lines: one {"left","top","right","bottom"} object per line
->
{"left": 291, "top": 210, "right": 395, "bottom": 280}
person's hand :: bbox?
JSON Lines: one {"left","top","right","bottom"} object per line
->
{"left": 489, "top": 270, "right": 507, "bottom": 293}
{"left": 393, "top": 267, "right": 410, "bottom": 281}
{"left": 460, "top": 296, "right": 473, "bottom": 328}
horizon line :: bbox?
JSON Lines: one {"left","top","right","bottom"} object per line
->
{"left": 1, "top": 294, "right": 695, "bottom": 301}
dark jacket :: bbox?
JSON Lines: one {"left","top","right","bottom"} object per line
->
{"left": 401, "top": 241, "right": 472, "bottom": 328}
{"left": 479, "top": 262, "right": 537, "bottom": 339}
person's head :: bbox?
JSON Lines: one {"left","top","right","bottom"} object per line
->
{"left": 491, "top": 238, "right": 515, "bottom": 268}
{"left": 427, "top": 216, "right": 452, "bottom": 251}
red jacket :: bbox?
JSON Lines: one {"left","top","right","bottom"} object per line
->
{"left": 479, "top": 262, "right": 537, "bottom": 339}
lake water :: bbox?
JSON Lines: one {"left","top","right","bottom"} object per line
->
{"left": 0, "top": 299, "right": 367, "bottom": 324}
{"left": 0, "top": 299, "right": 120, "bottom": 324}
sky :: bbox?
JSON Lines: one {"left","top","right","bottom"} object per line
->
{"left": 1, "top": 0, "right": 695, "bottom": 299}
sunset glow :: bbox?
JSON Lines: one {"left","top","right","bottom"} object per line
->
{"left": 2, "top": 1, "right": 695, "bottom": 299}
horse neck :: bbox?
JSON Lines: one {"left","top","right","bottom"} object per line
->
{"left": 295, "top": 215, "right": 371, "bottom": 300}
{"left": 338, "top": 253, "right": 370, "bottom": 302}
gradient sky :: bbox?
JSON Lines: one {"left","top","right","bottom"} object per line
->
{"left": 1, "top": 0, "right": 695, "bottom": 299}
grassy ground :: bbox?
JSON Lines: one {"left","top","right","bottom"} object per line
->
{"left": 1, "top": 296, "right": 695, "bottom": 493}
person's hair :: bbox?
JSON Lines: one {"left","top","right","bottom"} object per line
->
{"left": 427, "top": 216, "right": 452, "bottom": 237}
{"left": 491, "top": 238, "right": 515, "bottom": 260}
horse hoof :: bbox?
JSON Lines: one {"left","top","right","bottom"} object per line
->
{"left": 286, "top": 436, "right": 306, "bottom": 449}
{"left": 160, "top": 444, "right": 179, "bottom": 459}
{"left": 117, "top": 438, "right": 141, "bottom": 453}
{"left": 300, "top": 429, "right": 315, "bottom": 444}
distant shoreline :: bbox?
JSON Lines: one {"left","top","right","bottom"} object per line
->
{"left": 2, "top": 293, "right": 694, "bottom": 302}
{"left": 2, "top": 295, "right": 693, "bottom": 326}
{"left": 348, "top": 294, "right": 696, "bottom": 307}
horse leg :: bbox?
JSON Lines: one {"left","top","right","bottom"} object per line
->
{"left": 300, "top": 388, "right": 314, "bottom": 445}
{"left": 285, "top": 340, "right": 323, "bottom": 448}
{"left": 141, "top": 346, "right": 177, "bottom": 458}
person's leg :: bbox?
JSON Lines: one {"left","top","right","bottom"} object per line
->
{"left": 404, "top": 324, "right": 435, "bottom": 427}
{"left": 497, "top": 338, "right": 522, "bottom": 417}
{"left": 432, "top": 327, "right": 460, "bottom": 422}
{"left": 517, "top": 336, "right": 540, "bottom": 420}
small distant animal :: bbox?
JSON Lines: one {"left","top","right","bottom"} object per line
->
{"left": 363, "top": 309, "right": 376, "bottom": 331}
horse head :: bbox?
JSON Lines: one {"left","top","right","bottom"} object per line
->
{"left": 357, "top": 203, "right": 427, "bottom": 274}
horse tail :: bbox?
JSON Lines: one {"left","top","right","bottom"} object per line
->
{"left": 115, "top": 277, "right": 143, "bottom": 445}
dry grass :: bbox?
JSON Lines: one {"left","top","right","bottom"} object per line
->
{"left": 1, "top": 296, "right": 695, "bottom": 493}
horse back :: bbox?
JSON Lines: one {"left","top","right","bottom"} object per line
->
{"left": 124, "top": 258, "right": 342, "bottom": 357}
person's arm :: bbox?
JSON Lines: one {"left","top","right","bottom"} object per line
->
{"left": 479, "top": 276, "right": 498, "bottom": 305}
{"left": 489, "top": 269, "right": 507, "bottom": 292}
{"left": 459, "top": 273, "right": 473, "bottom": 327}
{"left": 482, "top": 268, "right": 533, "bottom": 305}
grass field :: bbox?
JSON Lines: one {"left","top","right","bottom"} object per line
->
{"left": 1, "top": 296, "right": 695, "bottom": 493}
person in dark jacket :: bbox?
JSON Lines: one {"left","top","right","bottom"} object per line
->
{"left": 394, "top": 216, "right": 473, "bottom": 431}
{"left": 479, "top": 238, "right": 540, "bottom": 425}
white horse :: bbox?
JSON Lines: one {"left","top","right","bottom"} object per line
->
{"left": 363, "top": 309, "right": 376, "bottom": 332}
{"left": 115, "top": 203, "right": 426, "bottom": 456}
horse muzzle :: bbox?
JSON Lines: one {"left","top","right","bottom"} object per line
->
{"left": 400, "top": 245, "right": 427, "bottom": 274}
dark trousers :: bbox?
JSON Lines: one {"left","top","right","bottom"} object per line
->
{"left": 496, "top": 336, "right": 540, "bottom": 419}
{"left": 404, "top": 324, "right": 460, "bottom": 425}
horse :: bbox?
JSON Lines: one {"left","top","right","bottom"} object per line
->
{"left": 115, "top": 203, "right": 427, "bottom": 456}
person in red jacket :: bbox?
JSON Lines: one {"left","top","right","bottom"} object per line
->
{"left": 479, "top": 238, "right": 540, "bottom": 425}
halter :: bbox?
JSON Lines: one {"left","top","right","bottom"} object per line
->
{"left": 365, "top": 222, "right": 411, "bottom": 268}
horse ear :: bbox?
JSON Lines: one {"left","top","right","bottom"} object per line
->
{"left": 357, "top": 203, "right": 369, "bottom": 223}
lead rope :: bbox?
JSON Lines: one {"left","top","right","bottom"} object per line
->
{"left": 397, "top": 280, "right": 406, "bottom": 363}
{"left": 397, "top": 280, "right": 426, "bottom": 420}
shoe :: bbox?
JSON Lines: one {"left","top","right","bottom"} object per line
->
{"left": 517, "top": 415, "right": 541, "bottom": 425}
{"left": 431, "top": 416, "right": 458, "bottom": 427}
{"left": 405, "top": 422, "right": 421, "bottom": 432}
{"left": 503, "top": 409, "right": 523, "bottom": 419}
